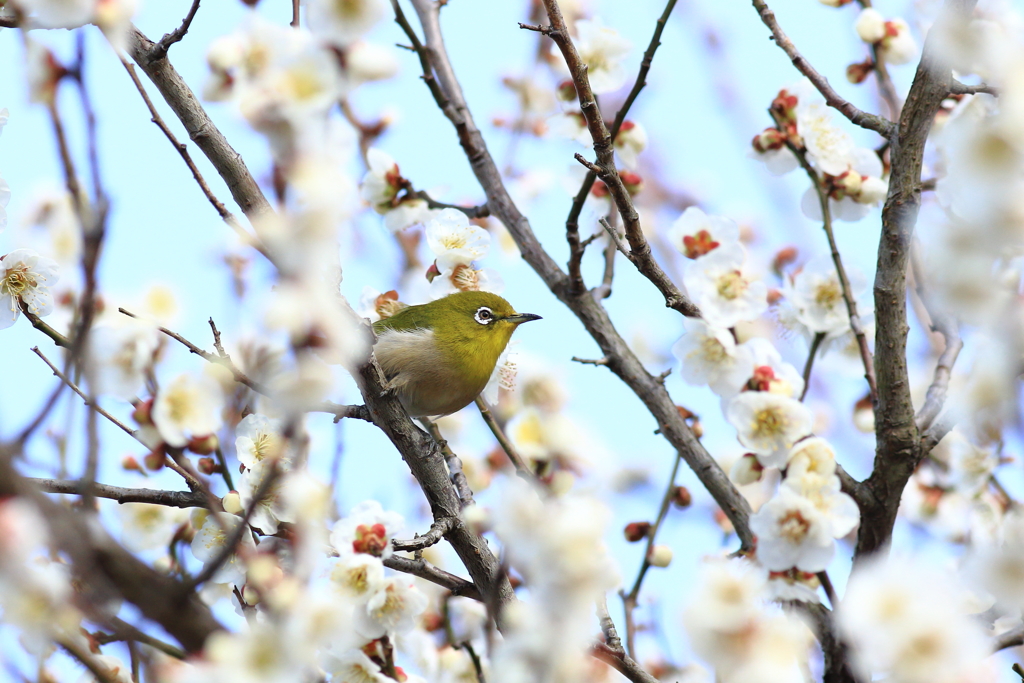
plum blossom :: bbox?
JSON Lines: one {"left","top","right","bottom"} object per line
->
{"left": 330, "top": 500, "right": 404, "bottom": 560}
{"left": 360, "top": 148, "right": 435, "bottom": 232}
{"left": 90, "top": 318, "right": 160, "bottom": 399}
{"left": 239, "top": 462, "right": 296, "bottom": 535}
{"left": 668, "top": 206, "right": 741, "bottom": 260}
{"left": 741, "top": 337, "right": 805, "bottom": 399}
{"left": 800, "top": 147, "right": 887, "bottom": 222}
{"left": 306, "top": 0, "right": 387, "bottom": 46}
{"left": 750, "top": 487, "right": 835, "bottom": 572}
{"left": 671, "top": 318, "right": 755, "bottom": 397}
{"left": 749, "top": 126, "right": 798, "bottom": 175}
{"left": 346, "top": 41, "right": 400, "bottom": 85}
{"left": 190, "top": 511, "right": 256, "bottom": 585}
{"left": 152, "top": 372, "right": 225, "bottom": 448}
{"left": 354, "top": 576, "right": 429, "bottom": 639}
{"left": 572, "top": 18, "right": 632, "bottom": 94}
{"left": 546, "top": 111, "right": 592, "bottom": 145}
{"left": 16, "top": 0, "right": 93, "bottom": 28}
{"left": 326, "top": 650, "right": 391, "bottom": 683}
{"left": 330, "top": 553, "right": 385, "bottom": 602}
{"left": 838, "top": 558, "right": 988, "bottom": 683}
{"left": 781, "top": 468, "right": 860, "bottom": 540}
{"left": 726, "top": 391, "right": 812, "bottom": 468}
{"left": 784, "top": 437, "right": 837, "bottom": 481}
{"left": 797, "top": 103, "right": 855, "bottom": 176}
{"left": 854, "top": 8, "right": 887, "bottom": 44}
{"left": 235, "top": 414, "right": 290, "bottom": 470}
{"left": 683, "top": 244, "right": 767, "bottom": 328}
{"left": 118, "top": 502, "right": 188, "bottom": 553}
{"left": 780, "top": 254, "right": 867, "bottom": 345}
{"left": 426, "top": 209, "right": 491, "bottom": 270}
{"left": 878, "top": 18, "right": 918, "bottom": 65}
{"left": 0, "top": 248, "right": 59, "bottom": 330}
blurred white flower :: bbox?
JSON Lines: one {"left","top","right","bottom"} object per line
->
{"left": 190, "top": 511, "right": 255, "bottom": 585}
{"left": 239, "top": 462, "right": 295, "bottom": 535}
{"left": 855, "top": 8, "right": 886, "bottom": 43}
{"left": 878, "top": 18, "right": 917, "bottom": 65}
{"left": 672, "top": 318, "right": 755, "bottom": 397}
{"left": 781, "top": 254, "right": 866, "bottom": 342}
{"left": 546, "top": 111, "right": 592, "bottom": 145}
{"left": 839, "top": 557, "right": 988, "bottom": 683}
{"left": 749, "top": 126, "right": 799, "bottom": 176}
{"left": 235, "top": 414, "right": 288, "bottom": 470}
{"left": 668, "top": 206, "right": 741, "bottom": 260}
{"left": 0, "top": 248, "right": 60, "bottom": 330}
{"left": 0, "top": 107, "right": 8, "bottom": 136}
{"left": 152, "top": 372, "right": 225, "bottom": 448}
{"left": 20, "top": 185, "right": 81, "bottom": 265}
{"left": 750, "top": 487, "right": 835, "bottom": 572}
{"left": 355, "top": 576, "right": 429, "bottom": 639}
{"left": 307, "top": 0, "right": 387, "bottom": 46}
{"left": 726, "top": 392, "right": 812, "bottom": 467}
{"left": 330, "top": 553, "right": 385, "bottom": 602}
{"left": 90, "top": 318, "right": 159, "bottom": 400}
{"left": 740, "top": 337, "right": 805, "bottom": 399}
{"left": 346, "top": 41, "right": 399, "bottom": 84}
{"left": 118, "top": 503, "right": 188, "bottom": 553}
{"left": 17, "top": 0, "right": 93, "bottom": 28}
{"left": 572, "top": 18, "right": 632, "bottom": 94}
{"left": 326, "top": 650, "right": 391, "bottom": 683}
{"left": 26, "top": 39, "right": 62, "bottom": 105}
{"left": 683, "top": 243, "right": 767, "bottom": 328}
{"left": 784, "top": 437, "right": 837, "bottom": 481}
{"left": 800, "top": 147, "right": 886, "bottom": 222}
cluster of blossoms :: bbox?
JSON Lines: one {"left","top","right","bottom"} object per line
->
{"left": 750, "top": 81, "right": 888, "bottom": 221}
{"left": 360, "top": 148, "right": 437, "bottom": 233}
{"left": 853, "top": 9, "right": 918, "bottom": 67}
{"left": 669, "top": 205, "right": 860, "bottom": 589}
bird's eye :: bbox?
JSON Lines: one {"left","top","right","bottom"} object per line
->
{"left": 474, "top": 307, "right": 494, "bottom": 325}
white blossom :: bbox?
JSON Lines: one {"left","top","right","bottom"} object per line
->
{"left": 668, "top": 206, "right": 741, "bottom": 260}
{"left": 425, "top": 208, "right": 491, "bottom": 270}
{"left": 429, "top": 263, "right": 505, "bottom": 299}
{"left": 740, "top": 337, "right": 805, "bottom": 399}
{"left": 90, "top": 318, "right": 159, "bottom": 400}
{"left": 355, "top": 577, "right": 429, "bottom": 639}
{"left": 854, "top": 8, "right": 886, "bottom": 44}
{"left": 326, "top": 650, "right": 391, "bottom": 683}
{"left": 235, "top": 414, "right": 289, "bottom": 470}
{"left": 190, "top": 511, "right": 255, "bottom": 585}
{"left": 800, "top": 147, "right": 886, "bottom": 222}
{"left": 878, "top": 18, "right": 918, "bottom": 66}
{"left": 726, "top": 392, "right": 812, "bottom": 468}
{"left": 152, "top": 372, "right": 225, "bottom": 448}
{"left": 750, "top": 487, "right": 835, "bottom": 572}
{"left": 671, "top": 318, "right": 755, "bottom": 397}
{"left": 781, "top": 254, "right": 866, "bottom": 342}
{"left": 838, "top": 557, "right": 988, "bottom": 683}
{"left": 17, "top": 0, "right": 93, "bottom": 28}
{"left": 346, "top": 41, "right": 400, "bottom": 84}
{"left": 572, "top": 18, "right": 632, "bottom": 94}
{"left": 797, "top": 103, "right": 855, "bottom": 176}
{"left": 614, "top": 120, "right": 647, "bottom": 169}
{"left": 683, "top": 243, "right": 767, "bottom": 328}
{"left": 118, "top": 503, "right": 188, "bottom": 553}
{"left": 546, "top": 111, "right": 592, "bottom": 145}
{"left": 0, "top": 248, "right": 59, "bottom": 330}
{"left": 239, "top": 462, "right": 296, "bottom": 535}
{"left": 330, "top": 553, "right": 385, "bottom": 602}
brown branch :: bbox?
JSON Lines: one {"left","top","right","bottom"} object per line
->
{"left": 950, "top": 80, "right": 998, "bottom": 96}
{"left": 392, "top": 517, "right": 455, "bottom": 551}
{"left": 126, "top": 26, "right": 273, "bottom": 222}
{"left": 543, "top": 1, "right": 699, "bottom": 318}
{"left": 92, "top": 616, "right": 187, "bottom": 659}
{"left": 383, "top": 555, "right": 481, "bottom": 601}
{"left": 751, "top": 0, "right": 895, "bottom": 138}
{"left": 793, "top": 602, "right": 862, "bottom": 683}
{"left": 563, "top": 0, "right": 677, "bottom": 295}
{"left": 870, "top": 45, "right": 902, "bottom": 120}
{"left": 800, "top": 332, "right": 826, "bottom": 401}
{"left": 20, "top": 299, "right": 70, "bottom": 346}
{"left": 591, "top": 643, "right": 661, "bottom": 683}
{"left": 420, "top": 417, "right": 476, "bottom": 508}
{"left": 401, "top": 0, "right": 753, "bottom": 550}
{"left": 993, "top": 624, "right": 1024, "bottom": 652}
{"left": 149, "top": 0, "right": 201, "bottom": 61}
{"left": 856, "top": 0, "right": 978, "bottom": 561}
{"left": 0, "top": 451, "right": 223, "bottom": 653}
{"left": 412, "top": 190, "right": 490, "bottom": 219}
{"left": 31, "top": 477, "right": 207, "bottom": 508}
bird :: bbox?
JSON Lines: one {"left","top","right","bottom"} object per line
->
{"left": 372, "top": 291, "right": 541, "bottom": 417}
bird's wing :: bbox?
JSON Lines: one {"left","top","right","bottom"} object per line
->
{"left": 372, "top": 303, "right": 432, "bottom": 335}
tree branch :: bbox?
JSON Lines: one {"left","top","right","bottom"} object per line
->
{"left": 30, "top": 478, "right": 207, "bottom": 508}
{"left": 401, "top": 0, "right": 753, "bottom": 550}
{"left": 751, "top": 0, "right": 895, "bottom": 138}
{"left": 383, "top": 555, "right": 481, "bottom": 601}
{"left": 148, "top": 0, "right": 201, "bottom": 61}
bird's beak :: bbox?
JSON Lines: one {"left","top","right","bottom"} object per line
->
{"left": 505, "top": 312, "right": 542, "bottom": 325}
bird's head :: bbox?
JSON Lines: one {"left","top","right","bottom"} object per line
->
{"left": 429, "top": 291, "right": 541, "bottom": 355}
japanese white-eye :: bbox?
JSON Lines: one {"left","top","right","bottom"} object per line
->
{"left": 372, "top": 291, "right": 541, "bottom": 417}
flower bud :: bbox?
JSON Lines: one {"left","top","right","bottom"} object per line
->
{"left": 131, "top": 398, "right": 154, "bottom": 426}
{"left": 730, "top": 453, "right": 764, "bottom": 485}
{"left": 846, "top": 59, "right": 875, "bottom": 84}
{"left": 771, "top": 246, "right": 799, "bottom": 277}
{"left": 671, "top": 486, "right": 692, "bottom": 509}
{"left": 767, "top": 288, "right": 784, "bottom": 305}
{"left": 242, "top": 584, "right": 261, "bottom": 605}
{"left": 833, "top": 170, "right": 863, "bottom": 198}
{"left": 556, "top": 79, "right": 577, "bottom": 102}
{"left": 624, "top": 521, "right": 651, "bottom": 542}
{"left": 375, "top": 290, "right": 405, "bottom": 319}
{"left": 425, "top": 262, "right": 441, "bottom": 283}
{"left": 752, "top": 127, "right": 786, "bottom": 153}
{"left": 647, "top": 544, "right": 673, "bottom": 568}
{"left": 197, "top": 457, "right": 217, "bottom": 475}
{"left": 591, "top": 180, "right": 609, "bottom": 198}
{"left": 222, "top": 491, "right": 244, "bottom": 515}
{"left": 549, "top": 470, "right": 575, "bottom": 496}
{"left": 143, "top": 449, "right": 166, "bottom": 471}
{"left": 188, "top": 433, "right": 219, "bottom": 456}
{"left": 879, "top": 19, "right": 917, "bottom": 65}
{"left": 855, "top": 8, "right": 886, "bottom": 43}
{"left": 690, "top": 419, "right": 703, "bottom": 439}
{"left": 853, "top": 395, "right": 875, "bottom": 433}
{"left": 461, "top": 505, "right": 492, "bottom": 535}
{"left": 121, "top": 455, "right": 143, "bottom": 473}
{"left": 620, "top": 171, "right": 644, "bottom": 196}
{"left": 857, "top": 176, "right": 888, "bottom": 205}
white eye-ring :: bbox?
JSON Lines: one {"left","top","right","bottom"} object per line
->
{"left": 474, "top": 307, "right": 494, "bottom": 325}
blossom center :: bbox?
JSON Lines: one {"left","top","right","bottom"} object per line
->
{"left": 716, "top": 270, "right": 748, "bottom": 300}
{"left": 2, "top": 265, "right": 36, "bottom": 297}
{"left": 352, "top": 523, "right": 388, "bottom": 556}
{"left": 777, "top": 510, "right": 811, "bottom": 543}
{"left": 682, "top": 230, "right": 720, "bottom": 259}
{"left": 451, "top": 264, "right": 481, "bottom": 292}
{"left": 814, "top": 279, "right": 843, "bottom": 309}
{"left": 751, "top": 406, "right": 788, "bottom": 439}
{"left": 700, "top": 336, "right": 729, "bottom": 363}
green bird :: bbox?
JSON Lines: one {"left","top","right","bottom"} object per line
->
{"left": 372, "top": 291, "right": 541, "bottom": 417}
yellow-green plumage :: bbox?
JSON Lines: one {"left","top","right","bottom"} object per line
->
{"left": 372, "top": 291, "right": 540, "bottom": 417}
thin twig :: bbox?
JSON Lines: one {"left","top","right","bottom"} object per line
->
{"left": 92, "top": 617, "right": 187, "bottom": 659}
{"left": 591, "top": 643, "right": 661, "bottom": 683}
{"left": 950, "top": 80, "right": 998, "bottom": 96}
{"left": 32, "top": 347, "right": 138, "bottom": 440}
{"left": 621, "top": 452, "right": 682, "bottom": 657}
{"left": 20, "top": 299, "right": 70, "bottom": 346}
{"left": 149, "top": 0, "right": 201, "bottom": 61}
{"left": 29, "top": 478, "right": 207, "bottom": 508}
{"left": 751, "top": 0, "right": 895, "bottom": 137}
{"left": 421, "top": 418, "right": 475, "bottom": 508}
{"left": 392, "top": 517, "right": 455, "bottom": 552}
{"left": 800, "top": 332, "right": 826, "bottom": 401}
{"left": 571, "top": 356, "right": 609, "bottom": 366}
{"left": 383, "top": 555, "right": 481, "bottom": 600}
{"left": 474, "top": 397, "right": 531, "bottom": 478}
